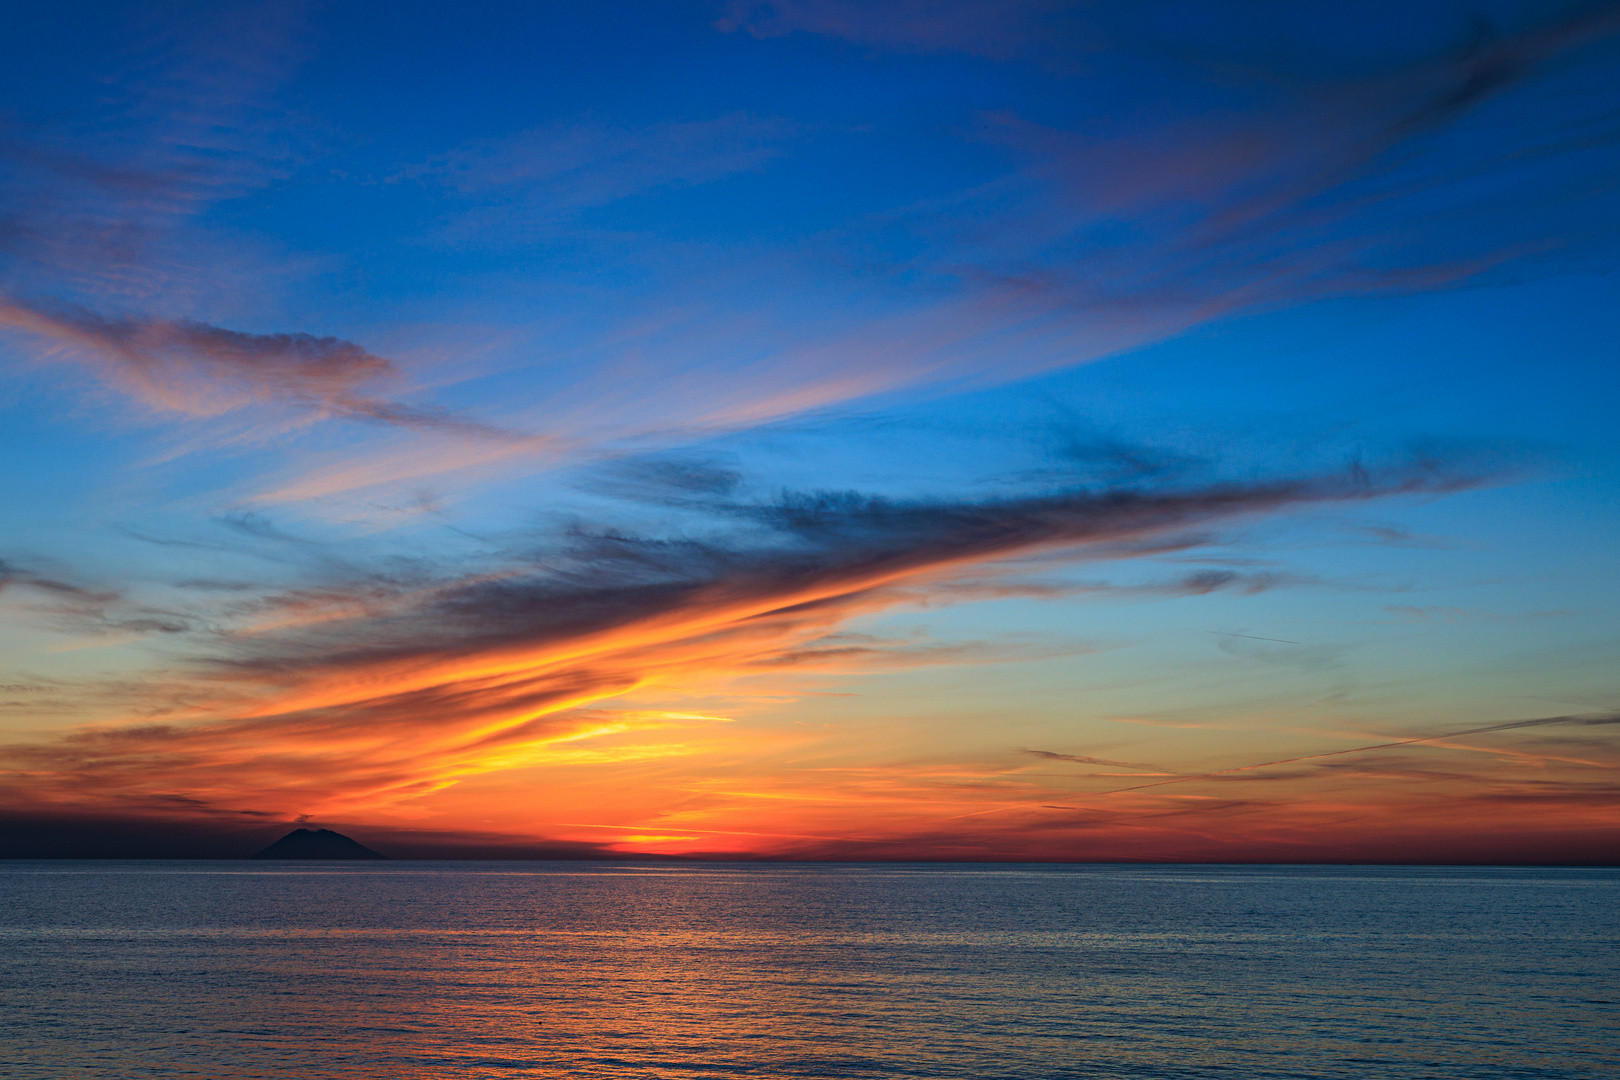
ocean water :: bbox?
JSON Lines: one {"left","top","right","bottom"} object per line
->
{"left": 0, "top": 863, "right": 1615, "bottom": 1079}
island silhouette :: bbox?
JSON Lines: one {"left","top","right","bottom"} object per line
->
{"left": 251, "top": 828, "right": 387, "bottom": 860}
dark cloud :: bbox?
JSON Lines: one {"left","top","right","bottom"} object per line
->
{"left": 588, "top": 454, "right": 747, "bottom": 501}
{"left": 0, "top": 558, "right": 192, "bottom": 637}
{"left": 217, "top": 513, "right": 328, "bottom": 547}
{"left": 746, "top": 634, "right": 1094, "bottom": 671}
{"left": 1380, "top": 6, "right": 1620, "bottom": 137}
{"left": 258, "top": 454, "right": 1477, "bottom": 673}
{"left": 1021, "top": 748, "right": 1163, "bottom": 771}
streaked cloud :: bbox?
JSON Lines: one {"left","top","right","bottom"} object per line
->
{"left": 0, "top": 293, "right": 508, "bottom": 435}
{"left": 0, "top": 453, "right": 1478, "bottom": 821}
{"left": 1020, "top": 748, "right": 1164, "bottom": 771}
{"left": 716, "top": 0, "right": 1089, "bottom": 64}
{"left": 402, "top": 113, "right": 798, "bottom": 240}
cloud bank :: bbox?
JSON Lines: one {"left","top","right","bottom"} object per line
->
{"left": 0, "top": 452, "right": 1481, "bottom": 826}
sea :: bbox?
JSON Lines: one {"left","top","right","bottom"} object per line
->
{"left": 0, "top": 862, "right": 1615, "bottom": 1079}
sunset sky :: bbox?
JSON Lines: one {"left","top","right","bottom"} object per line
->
{"left": 2, "top": 0, "right": 1618, "bottom": 861}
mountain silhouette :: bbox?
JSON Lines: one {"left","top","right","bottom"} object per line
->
{"left": 251, "top": 828, "right": 387, "bottom": 860}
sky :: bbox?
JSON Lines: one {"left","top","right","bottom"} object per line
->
{"left": 1, "top": 0, "right": 1618, "bottom": 861}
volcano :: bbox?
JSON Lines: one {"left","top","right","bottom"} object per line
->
{"left": 251, "top": 828, "right": 387, "bottom": 860}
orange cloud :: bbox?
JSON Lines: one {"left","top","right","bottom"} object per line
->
{"left": 0, "top": 457, "right": 1487, "bottom": 834}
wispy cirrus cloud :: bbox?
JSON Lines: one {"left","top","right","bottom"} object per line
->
{"left": 0, "top": 293, "right": 510, "bottom": 436}
{"left": 575, "top": 2, "right": 1620, "bottom": 447}
{"left": 0, "top": 558, "right": 190, "bottom": 638}
{"left": 7, "top": 3, "right": 1611, "bottom": 507}
{"left": 715, "top": 0, "right": 1090, "bottom": 64}
{"left": 0, "top": 1, "right": 321, "bottom": 304}
{"left": 921, "top": 5, "right": 1620, "bottom": 319}
{"left": 401, "top": 112, "right": 798, "bottom": 241}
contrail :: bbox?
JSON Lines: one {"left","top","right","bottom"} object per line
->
{"left": 1091, "top": 712, "right": 1619, "bottom": 798}
{"left": 1203, "top": 629, "right": 1301, "bottom": 645}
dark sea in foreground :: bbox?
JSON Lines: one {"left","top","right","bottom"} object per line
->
{"left": 1, "top": 863, "right": 1616, "bottom": 1079}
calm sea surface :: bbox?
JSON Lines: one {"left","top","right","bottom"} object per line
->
{"left": 0, "top": 862, "right": 1615, "bottom": 1079}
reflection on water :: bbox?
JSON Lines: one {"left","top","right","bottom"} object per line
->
{"left": 1, "top": 862, "right": 1616, "bottom": 1078}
